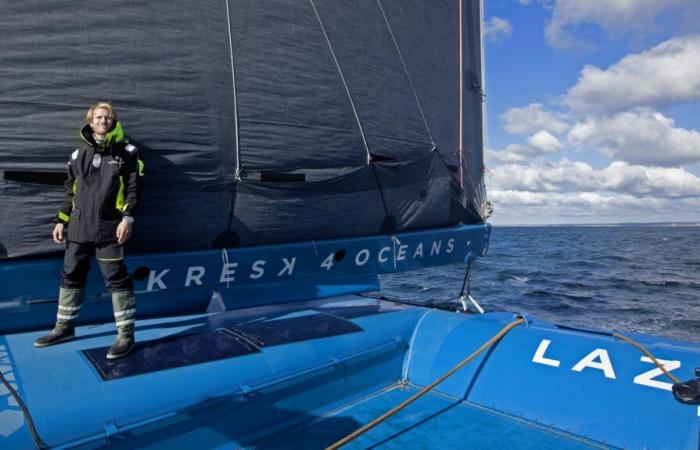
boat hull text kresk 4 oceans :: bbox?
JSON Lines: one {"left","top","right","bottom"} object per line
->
{"left": 1, "top": 1, "right": 698, "bottom": 449}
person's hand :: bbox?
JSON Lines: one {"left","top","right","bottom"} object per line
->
{"left": 116, "top": 220, "right": 132, "bottom": 245}
{"left": 53, "top": 223, "right": 65, "bottom": 243}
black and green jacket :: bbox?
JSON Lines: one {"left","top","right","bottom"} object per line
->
{"left": 57, "top": 122, "right": 143, "bottom": 243}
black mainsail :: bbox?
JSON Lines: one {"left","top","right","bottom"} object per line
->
{"left": 0, "top": 0, "right": 486, "bottom": 259}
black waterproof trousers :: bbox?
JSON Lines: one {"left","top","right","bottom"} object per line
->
{"left": 61, "top": 240, "right": 133, "bottom": 292}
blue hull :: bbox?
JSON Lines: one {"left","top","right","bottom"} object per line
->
{"left": 1, "top": 298, "right": 698, "bottom": 449}
{"left": 1, "top": 225, "right": 698, "bottom": 449}
{"left": 0, "top": 225, "right": 490, "bottom": 334}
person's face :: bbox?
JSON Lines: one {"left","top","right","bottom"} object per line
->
{"left": 90, "top": 107, "right": 114, "bottom": 135}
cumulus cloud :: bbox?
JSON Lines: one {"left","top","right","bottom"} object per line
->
{"left": 490, "top": 190, "right": 700, "bottom": 224}
{"left": 487, "top": 146, "right": 528, "bottom": 164}
{"left": 489, "top": 159, "right": 700, "bottom": 198}
{"left": 491, "top": 189, "right": 700, "bottom": 212}
{"left": 568, "top": 108, "right": 700, "bottom": 166}
{"left": 599, "top": 162, "right": 700, "bottom": 197}
{"left": 487, "top": 138, "right": 562, "bottom": 166}
{"left": 490, "top": 190, "right": 548, "bottom": 206}
{"left": 528, "top": 130, "right": 564, "bottom": 153}
{"left": 500, "top": 103, "right": 570, "bottom": 135}
{"left": 484, "top": 17, "right": 513, "bottom": 43}
{"left": 490, "top": 160, "right": 596, "bottom": 192}
{"left": 565, "top": 36, "right": 700, "bottom": 113}
{"left": 540, "top": 0, "right": 696, "bottom": 49}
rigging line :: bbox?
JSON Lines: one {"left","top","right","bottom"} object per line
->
{"left": 458, "top": 0, "right": 465, "bottom": 191}
{"left": 376, "top": 0, "right": 435, "bottom": 148}
{"left": 309, "top": 0, "right": 371, "bottom": 164}
{"left": 458, "top": 258, "right": 472, "bottom": 298}
{"left": 326, "top": 316, "right": 526, "bottom": 450}
{"left": 0, "top": 370, "right": 49, "bottom": 450}
{"left": 612, "top": 333, "right": 682, "bottom": 384}
{"left": 224, "top": 0, "right": 241, "bottom": 181}
{"left": 224, "top": 0, "right": 241, "bottom": 232}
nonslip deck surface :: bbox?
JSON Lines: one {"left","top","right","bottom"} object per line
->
{"left": 78, "top": 385, "right": 608, "bottom": 449}
{"left": 253, "top": 386, "right": 608, "bottom": 450}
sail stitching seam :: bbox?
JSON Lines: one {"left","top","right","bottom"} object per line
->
{"left": 309, "top": 0, "right": 371, "bottom": 164}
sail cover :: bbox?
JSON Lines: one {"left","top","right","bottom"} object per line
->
{"left": 0, "top": 0, "right": 485, "bottom": 259}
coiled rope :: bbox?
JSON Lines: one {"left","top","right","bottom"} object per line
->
{"left": 326, "top": 316, "right": 526, "bottom": 450}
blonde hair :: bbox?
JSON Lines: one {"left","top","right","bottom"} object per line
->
{"left": 85, "top": 102, "right": 117, "bottom": 123}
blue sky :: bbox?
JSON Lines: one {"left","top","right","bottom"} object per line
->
{"left": 482, "top": 0, "right": 700, "bottom": 224}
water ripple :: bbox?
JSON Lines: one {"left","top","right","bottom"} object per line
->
{"left": 380, "top": 225, "right": 700, "bottom": 343}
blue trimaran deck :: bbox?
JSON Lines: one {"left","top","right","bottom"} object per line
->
{"left": 1, "top": 225, "right": 699, "bottom": 449}
{"left": 1, "top": 0, "right": 699, "bottom": 448}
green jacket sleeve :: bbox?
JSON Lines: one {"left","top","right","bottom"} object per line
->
{"left": 56, "top": 151, "right": 77, "bottom": 224}
{"left": 121, "top": 145, "right": 143, "bottom": 217}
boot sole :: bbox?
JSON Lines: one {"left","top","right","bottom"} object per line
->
{"left": 33, "top": 334, "right": 75, "bottom": 348}
{"left": 106, "top": 340, "right": 135, "bottom": 360}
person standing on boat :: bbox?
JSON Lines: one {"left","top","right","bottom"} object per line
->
{"left": 34, "top": 102, "right": 143, "bottom": 360}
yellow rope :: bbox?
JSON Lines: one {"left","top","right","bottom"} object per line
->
{"left": 326, "top": 316, "right": 526, "bottom": 450}
{"left": 612, "top": 333, "right": 681, "bottom": 384}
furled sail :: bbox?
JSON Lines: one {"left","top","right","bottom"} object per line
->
{"left": 0, "top": 0, "right": 486, "bottom": 259}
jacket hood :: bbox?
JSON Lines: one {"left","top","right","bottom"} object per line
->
{"left": 80, "top": 121, "right": 126, "bottom": 148}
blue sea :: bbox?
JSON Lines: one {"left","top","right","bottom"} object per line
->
{"left": 379, "top": 225, "right": 700, "bottom": 343}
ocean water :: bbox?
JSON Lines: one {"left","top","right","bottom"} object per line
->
{"left": 379, "top": 225, "right": 700, "bottom": 343}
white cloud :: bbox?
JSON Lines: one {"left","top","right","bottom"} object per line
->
{"left": 489, "top": 159, "right": 700, "bottom": 198}
{"left": 568, "top": 108, "right": 700, "bottom": 166}
{"left": 486, "top": 146, "right": 529, "bottom": 164}
{"left": 501, "top": 103, "right": 570, "bottom": 135}
{"left": 487, "top": 139, "right": 561, "bottom": 166}
{"left": 565, "top": 36, "right": 700, "bottom": 113}
{"left": 599, "top": 162, "right": 700, "bottom": 197}
{"left": 490, "top": 160, "right": 596, "bottom": 192}
{"left": 528, "top": 130, "right": 563, "bottom": 153}
{"left": 490, "top": 190, "right": 548, "bottom": 206}
{"left": 490, "top": 190, "right": 700, "bottom": 224}
{"left": 542, "top": 0, "right": 696, "bottom": 49}
{"left": 484, "top": 17, "right": 513, "bottom": 43}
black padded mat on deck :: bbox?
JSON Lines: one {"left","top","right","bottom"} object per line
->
{"left": 229, "top": 313, "right": 363, "bottom": 347}
{"left": 84, "top": 329, "right": 259, "bottom": 381}
{"left": 84, "top": 313, "right": 362, "bottom": 381}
